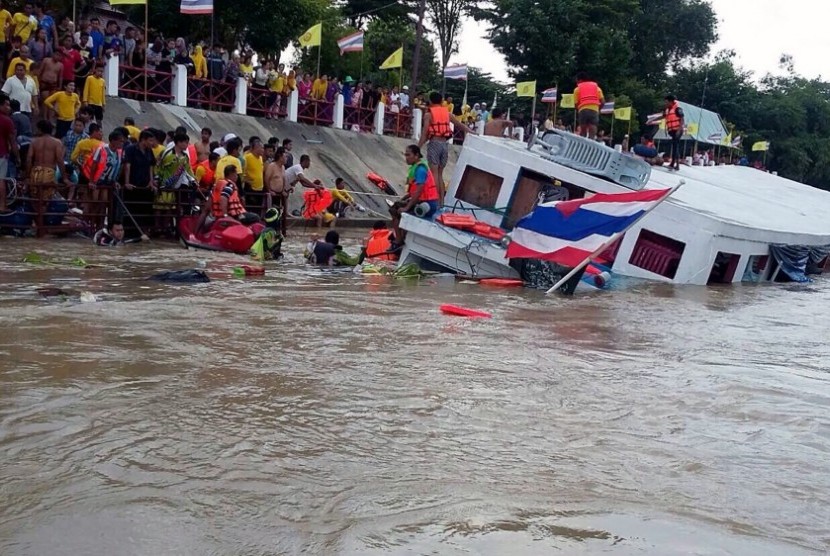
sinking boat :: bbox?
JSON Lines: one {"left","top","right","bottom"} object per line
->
{"left": 399, "top": 130, "right": 830, "bottom": 289}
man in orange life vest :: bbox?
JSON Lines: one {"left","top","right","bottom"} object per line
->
{"left": 573, "top": 72, "right": 605, "bottom": 140}
{"left": 358, "top": 220, "right": 398, "bottom": 264}
{"left": 663, "top": 94, "right": 685, "bottom": 171}
{"left": 418, "top": 91, "right": 472, "bottom": 205}
{"left": 389, "top": 144, "right": 440, "bottom": 243}
{"left": 212, "top": 165, "right": 246, "bottom": 220}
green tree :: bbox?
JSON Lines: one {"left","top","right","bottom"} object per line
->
{"left": 339, "top": 0, "right": 414, "bottom": 27}
{"left": 426, "top": 0, "right": 474, "bottom": 92}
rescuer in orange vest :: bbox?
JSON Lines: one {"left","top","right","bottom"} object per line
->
{"left": 573, "top": 72, "right": 605, "bottom": 140}
{"left": 418, "top": 91, "right": 473, "bottom": 206}
{"left": 663, "top": 94, "right": 685, "bottom": 171}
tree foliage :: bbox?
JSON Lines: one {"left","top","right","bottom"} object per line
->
{"left": 426, "top": 0, "right": 470, "bottom": 70}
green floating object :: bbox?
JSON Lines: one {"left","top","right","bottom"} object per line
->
{"left": 23, "top": 253, "right": 46, "bottom": 264}
{"left": 72, "top": 257, "right": 88, "bottom": 268}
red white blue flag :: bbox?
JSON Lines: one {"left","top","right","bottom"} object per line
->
{"left": 506, "top": 189, "right": 672, "bottom": 267}
{"left": 337, "top": 31, "right": 364, "bottom": 55}
{"left": 600, "top": 101, "right": 616, "bottom": 114}
{"left": 181, "top": 0, "right": 212, "bottom": 13}
{"left": 541, "top": 88, "right": 558, "bottom": 103}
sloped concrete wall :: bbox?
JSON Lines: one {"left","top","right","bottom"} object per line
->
{"left": 104, "top": 98, "right": 458, "bottom": 218}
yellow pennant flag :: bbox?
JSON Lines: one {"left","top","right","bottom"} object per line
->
{"left": 516, "top": 80, "right": 536, "bottom": 97}
{"left": 613, "top": 107, "right": 631, "bottom": 121}
{"left": 298, "top": 23, "right": 322, "bottom": 48}
{"left": 379, "top": 47, "right": 403, "bottom": 70}
{"left": 560, "top": 93, "right": 575, "bottom": 109}
{"left": 752, "top": 141, "right": 770, "bottom": 152}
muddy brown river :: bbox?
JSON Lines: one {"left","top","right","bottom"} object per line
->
{"left": 1, "top": 237, "right": 828, "bottom": 555}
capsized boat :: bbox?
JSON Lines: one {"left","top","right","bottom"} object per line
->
{"left": 178, "top": 215, "right": 264, "bottom": 254}
{"left": 399, "top": 131, "right": 830, "bottom": 288}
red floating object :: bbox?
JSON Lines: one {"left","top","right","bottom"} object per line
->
{"left": 479, "top": 278, "right": 524, "bottom": 287}
{"left": 440, "top": 304, "right": 492, "bottom": 318}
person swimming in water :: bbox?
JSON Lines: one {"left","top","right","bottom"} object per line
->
{"left": 94, "top": 221, "right": 146, "bottom": 246}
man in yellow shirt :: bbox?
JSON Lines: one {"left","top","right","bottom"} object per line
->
{"left": 82, "top": 65, "right": 106, "bottom": 122}
{"left": 44, "top": 81, "right": 80, "bottom": 139}
{"left": 215, "top": 137, "right": 243, "bottom": 185}
{"left": 311, "top": 74, "right": 328, "bottom": 100}
{"left": 329, "top": 177, "right": 357, "bottom": 218}
{"left": 242, "top": 139, "right": 265, "bottom": 212}
{"left": 6, "top": 44, "right": 33, "bottom": 78}
{"left": 71, "top": 122, "right": 103, "bottom": 170}
{"left": 123, "top": 117, "right": 141, "bottom": 142}
{"left": 0, "top": 3, "right": 12, "bottom": 77}
{"left": 11, "top": 2, "right": 36, "bottom": 42}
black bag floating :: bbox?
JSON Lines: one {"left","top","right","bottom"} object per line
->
{"left": 149, "top": 269, "right": 211, "bottom": 283}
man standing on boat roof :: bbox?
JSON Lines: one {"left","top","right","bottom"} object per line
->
{"left": 418, "top": 91, "right": 473, "bottom": 206}
{"left": 663, "top": 94, "right": 685, "bottom": 171}
{"left": 573, "top": 72, "right": 605, "bottom": 140}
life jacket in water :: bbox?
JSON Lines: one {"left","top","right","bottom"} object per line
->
{"left": 211, "top": 179, "right": 245, "bottom": 218}
{"left": 427, "top": 105, "right": 453, "bottom": 139}
{"left": 302, "top": 188, "right": 333, "bottom": 219}
{"left": 407, "top": 159, "right": 439, "bottom": 202}
{"left": 365, "top": 229, "right": 397, "bottom": 260}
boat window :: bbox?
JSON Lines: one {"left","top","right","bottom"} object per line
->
{"left": 708, "top": 252, "right": 741, "bottom": 284}
{"left": 628, "top": 229, "right": 686, "bottom": 279}
{"left": 742, "top": 255, "right": 769, "bottom": 282}
{"left": 455, "top": 166, "right": 503, "bottom": 209}
{"left": 502, "top": 169, "right": 589, "bottom": 230}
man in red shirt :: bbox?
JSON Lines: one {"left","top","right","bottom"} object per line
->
{"left": 59, "top": 35, "right": 82, "bottom": 86}
{"left": 0, "top": 93, "right": 21, "bottom": 213}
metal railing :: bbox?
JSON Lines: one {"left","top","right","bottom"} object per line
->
{"left": 118, "top": 65, "right": 174, "bottom": 103}
{"left": 297, "top": 98, "right": 335, "bottom": 127}
{"left": 246, "top": 85, "right": 286, "bottom": 119}
{"left": 344, "top": 104, "right": 376, "bottom": 133}
{"left": 186, "top": 77, "right": 236, "bottom": 112}
{"left": 383, "top": 110, "right": 413, "bottom": 138}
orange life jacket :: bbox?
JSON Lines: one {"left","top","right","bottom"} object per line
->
{"left": 407, "top": 159, "right": 439, "bottom": 202}
{"left": 366, "top": 229, "right": 396, "bottom": 260}
{"left": 427, "top": 105, "right": 453, "bottom": 138}
{"left": 197, "top": 160, "right": 215, "bottom": 191}
{"left": 187, "top": 144, "right": 198, "bottom": 170}
{"left": 665, "top": 101, "right": 682, "bottom": 132}
{"left": 576, "top": 81, "right": 600, "bottom": 110}
{"left": 82, "top": 144, "right": 122, "bottom": 183}
{"left": 211, "top": 179, "right": 245, "bottom": 218}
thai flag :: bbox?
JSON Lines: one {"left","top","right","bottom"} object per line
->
{"left": 443, "top": 65, "right": 468, "bottom": 80}
{"left": 337, "top": 31, "right": 364, "bottom": 55}
{"left": 541, "top": 88, "right": 558, "bottom": 103}
{"left": 646, "top": 112, "right": 662, "bottom": 125}
{"left": 708, "top": 132, "right": 722, "bottom": 142}
{"left": 180, "top": 0, "right": 213, "bottom": 14}
{"left": 731, "top": 135, "right": 742, "bottom": 147}
{"left": 600, "top": 101, "right": 615, "bottom": 114}
{"left": 507, "top": 189, "right": 672, "bottom": 267}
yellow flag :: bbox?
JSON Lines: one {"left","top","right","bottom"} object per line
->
{"left": 686, "top": 122, "right": 699, "bottom": 136}
{"left": 560, "top": 94, "right": 575, "bottom": 109}
{"left": 380, "top": 47, "right": 403, "bottom": 70}
{"left": 613, "top": 107, "right": 631, "bottom": 121}
{"left": 109, "top": 0, "right": 146, "bottom": 4}
{"left": 722, "top": 133, "right": 732, "bottom": 146}
{"left": 298, "top": 23, "right": 322, "bottom": 48}
{"left": 516, "top": 80, "right": 536, "bottom": 97}
{"left": 752, "top": 141, "right": 770, "bottom": 152}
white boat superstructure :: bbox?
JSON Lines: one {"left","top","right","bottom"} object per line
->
{"left": 399, "top": 133, "right": 830, "bottom": 286}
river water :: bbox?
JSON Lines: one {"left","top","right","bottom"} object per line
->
{"left": 0, "top": 237, "right": 828, "bottom": 555}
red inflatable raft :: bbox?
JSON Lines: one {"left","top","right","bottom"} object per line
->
{"left": 178, "top": 216, "right": 265, "bottom": 254}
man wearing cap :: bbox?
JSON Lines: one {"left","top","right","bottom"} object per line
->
{"left": 400, "top": 85, "right": 410, "bottom": 110}
{"left": 342, "top": 76, "right": 354, "bottom": 106}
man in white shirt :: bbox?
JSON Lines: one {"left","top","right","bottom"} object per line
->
{"left": 284, "top": 154, "right": 322, "bottom": 194}
{"left": 399, "top": 85, "right": 410, "bottom": 109}
{"left": 1, "top": 62, "right": 38, "bottom": 119}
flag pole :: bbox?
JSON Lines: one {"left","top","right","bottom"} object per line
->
{"left": 210, "top": 10, "right": 215, "bottom": 49}
{"left": 530, "top": 95, "right": 537, "bottom": 129}
{"left": 545, "top": 180, "right": 685, "bottom": 295}
{"left": 316, "top": 45, "right": 321, "bottom": 78}
{"left": 610, "top": 113, "right": 615, "bottom": 142}
{"left": 359, "top": 48, "right": 364, "bottom": 82}
{"left": 143, "top": 1, "right": 148, "bottom": 102}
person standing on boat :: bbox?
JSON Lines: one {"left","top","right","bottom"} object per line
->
{"left": 573, "top": 72, "right": 605, "bottom": 140}
{"left": 389, "top": 144, "right": 440, "bottom": 244}
{"left": 663, "top": 94, "right": 685, "bottom": 171}
{"left": 418, "top": 91, "right": 473, "bottom": 206}
{"left": 484, "top": 108, "right": 514, "bottom": 138}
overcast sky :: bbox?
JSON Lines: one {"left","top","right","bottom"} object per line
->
{"left": 456, "top": 0, "right": 828, "bottom": 84}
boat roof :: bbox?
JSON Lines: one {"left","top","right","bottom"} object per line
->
{"left": 646, "top": 164, "right": 830, "bottom": 242}
{"left": 464, "top": 135, "right": 830, "bottom": 245}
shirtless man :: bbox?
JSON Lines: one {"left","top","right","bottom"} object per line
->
{"left": 37, "top": 50, "right": 65, "bottom": 114}
{"left": 483, "top": 108, "right": 515, "bottom": 138}
{"left": 27, "top": 120, "right": 65, "bottom": 203}
{"left": 263, "top": 146, "right": 287, "bottom": 233}
{"left": 195, "top": 127, "right": 211, "bottom": 163}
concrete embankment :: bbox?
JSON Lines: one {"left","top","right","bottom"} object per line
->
{"left": 104, "top": 98, "right": 458, "bottom": 223}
